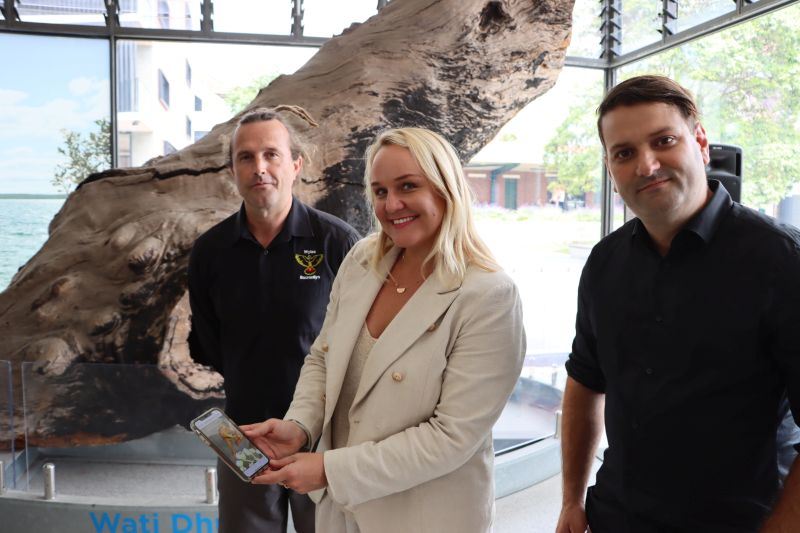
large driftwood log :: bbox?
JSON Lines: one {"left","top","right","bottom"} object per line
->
{"left": 0, "top": 0, "right": 574, "bottom": 448}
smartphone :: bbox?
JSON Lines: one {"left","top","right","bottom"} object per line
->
{"left": 190, "top": 407, "right": 270, "bottom": 482}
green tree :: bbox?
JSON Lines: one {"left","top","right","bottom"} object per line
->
{"left": 223, "top": 73, "right": 278, "bottom": 114}
{"left": 620, "top": 7, "right": 800, "bottom": 208}
{"left": 545, "top": 2, "right": 800, "bottom": 210}
{"left": 543, "top": 95, "right": 602, "bottom": 197}
{"left": 52, "top": 118, "right": 111, "bottom": 195}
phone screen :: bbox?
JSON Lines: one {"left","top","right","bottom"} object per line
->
{"left": 194, "top": 409, "right": 270, "bottom": 478}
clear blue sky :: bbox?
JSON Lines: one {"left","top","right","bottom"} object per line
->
{"left": 0, "top": 33, "right": 109, "bottom": 194}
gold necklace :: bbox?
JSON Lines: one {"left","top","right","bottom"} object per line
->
{"left": 387, "top": 272, "right": 407, "bottom": 294}
{"left": 386, "top": 252, "right": 421, "bottom": 294}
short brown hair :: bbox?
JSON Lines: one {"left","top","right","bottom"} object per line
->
{"left": 227, "top": 105, "right": 318, "bottom": 167}
{"left": 597, "top": 75, "right": 700, "bottom": 147}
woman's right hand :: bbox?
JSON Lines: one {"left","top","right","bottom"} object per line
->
{"left": 241, "top": 419, "right": 307, "bottom": 460}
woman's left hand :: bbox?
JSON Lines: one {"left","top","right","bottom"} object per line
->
{"left": 251, "top": 452, "right": 328, "bottom": 494}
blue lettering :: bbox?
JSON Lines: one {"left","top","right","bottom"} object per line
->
{"left": 138, "top": 514, "right": 153, "bottom": 533}
{"left": 122, "top": 517, "right": 137, "bottom": 533}
{"left": 90, "top": 512, "right": 121, "bottom": 533}
{"left": 153, "top": 513, "right": 160, "bottom": 533}
{"left": 172, "top": 514, "right": 192, "bottom": 533}
{"left": 195, "top": 513, "right": 214, "bottom": 533}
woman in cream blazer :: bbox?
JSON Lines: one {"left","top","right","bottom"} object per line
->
{"left": 244, "top": 127, "right": 525, "bottom": 533}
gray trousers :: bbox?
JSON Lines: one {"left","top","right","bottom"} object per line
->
{"left": 217, "top": 459, "right": 316, "bottom": 533}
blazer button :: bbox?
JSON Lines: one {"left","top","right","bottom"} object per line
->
{"left": 322, "top": 393, "right": 326, "bottom": 401}
{"left": 427, "top": 323, "right": 437, "bottom": 332}
{"left": 321, "top": 342, "right": 329, "bottom": 352}
{"left": 392, "top": 371, "right": 404, "bottom": 382}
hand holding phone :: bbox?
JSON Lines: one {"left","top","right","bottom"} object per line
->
{"left": 191, "top": 408, "right": 270, "bottom": 482}
{"left": 241, "top": 418, "right": 308, "bottom": 460}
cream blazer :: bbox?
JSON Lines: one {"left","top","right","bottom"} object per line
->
{"left": 285, "top": 240, "right": 526, "bottom": 533}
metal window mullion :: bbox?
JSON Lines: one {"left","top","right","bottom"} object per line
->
{"left": 660, "top": 0, "right": 678, "bottom": 40}
{"left": 599, "top": 0, "right": 621, "bottom": 62}
{"left": 201, "top": 0, "right": 212, "bottom": 34}
{"left": 2, "top": 0, "right": 20, "bottom": 28}
{"left": 600, "top": 66, "right": 616, "bottom": 238}
{"left": 292, "top": 0, "right": 303, "bottom": 39}
{"left": 107, "top": 1, "right": 119, "bottom": 168}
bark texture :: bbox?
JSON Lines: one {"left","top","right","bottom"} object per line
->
{"left": 0, "top": 0, "right": 575, "bottom": 448}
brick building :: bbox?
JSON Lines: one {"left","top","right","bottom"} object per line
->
{"left": 464, "top": 163, "right": 554, "bottom": 209}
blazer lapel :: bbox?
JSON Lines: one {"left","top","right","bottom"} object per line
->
{"left": 350, "top": 268, "right": 461, "bottom": 411}
{"left": 323, "top": 247, "right": 401, "bottom": 424}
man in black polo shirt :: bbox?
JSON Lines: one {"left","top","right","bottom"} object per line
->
{"left": 188, "top": 107, "right": 359, "bottom": 532}
{"left": 557, "top": 76, "right": 800, "bottom": 533}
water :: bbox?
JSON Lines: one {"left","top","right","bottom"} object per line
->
{"left": 0, "top": 199, "right": 65, "bottom": 291}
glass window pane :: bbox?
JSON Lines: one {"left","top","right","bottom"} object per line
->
{"left": 302, "top": 0, "right": 377, "bottom": 38}
{"left": 470, "top": 67, "right": 605, "bottom": 452}
{"left": 0, "top": 33, "right": 108, "bottom": 289}
{"left": 567, "top": 0, "right": 601, "bottom": 58}
{"left": 119, "top": 0, "right": 201, "bottom": 31}
{"left": 621, "top": 0, "right": 662, "bottom": 54}
{"left": 612, "top": 191, "right": 626, "bottom": 231}
{"left": 213, "top": 0, "right": 293, "bottom": 35}
{"left": 17, "top": 0, "right": 107, "bottom": 25}
{"left": 0, "top": 360, "right": 13, "bottom": 488}
{"left": 20, "top": 362, "right": 224, "bottom": 498}
{"left": 617, "top": 2, "right": 800, "bottom": 228}
{"left": 676, "top": 0, "right": 735, "bottom": 33}
{"left": 115, "top": 40, "right": 315, "bottom": 166}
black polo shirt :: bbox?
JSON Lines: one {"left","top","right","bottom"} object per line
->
{"left": 567, "top": 181, "right": 800, "bottom": 532}
{"left": 188, "top": 198, "right": 359, "bottom": 424}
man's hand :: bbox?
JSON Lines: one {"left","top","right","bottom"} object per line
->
{"left": 241, "top": 418, "right": 306, "bottom": 460}
{"left": 556, "top": 502, "right": 589, "bottom": 533}
{"left": 760, "top": 456, "right": 800, "bottom": 532}
{"left": 251, "top": 452, "right": 327, "bottom": 494}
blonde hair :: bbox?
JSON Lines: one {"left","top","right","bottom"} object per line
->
{"left": 363, "top": 127, "right": 499, "bottom": 288}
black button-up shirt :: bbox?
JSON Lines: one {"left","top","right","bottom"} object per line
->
{"left": 188, "top": 198, "right": 359, "bottom": 424}
{"left": 567, "top": 181, "right": 800, "bottom": 532}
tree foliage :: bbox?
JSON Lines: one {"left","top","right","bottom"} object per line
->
{"left": 545, "top": 3, "right": 800, "bottom": 208}
{"left": 52, "top": 118, "right": 112, "bottom": 195}
{"left": 543, "top": 94, "right": 602, "bottom": 197}
{"left": 621, "top": 8, "right": 800, "bottom": 208}
{"left": 223, "top": 74, "right": 278, "bottom": 114}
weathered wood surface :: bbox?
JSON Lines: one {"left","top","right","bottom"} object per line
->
{"left": 0, "top": 0, "right": 575, "bottom": 448}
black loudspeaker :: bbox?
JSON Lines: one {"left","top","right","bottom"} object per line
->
{"left": 706, "top": 144, "right": 743, "bottom": 203}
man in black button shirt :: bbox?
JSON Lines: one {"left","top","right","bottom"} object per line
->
{"left": 188, "top": 107, "right": 359, "bottom": 532}
{"left": 557, "top": 76, "right": 800, "bottom": 533}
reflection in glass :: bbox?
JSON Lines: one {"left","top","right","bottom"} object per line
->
{"left": 212, "top": 0, "right": 292, "bottom": 35}
{"left": 675, "top": 0, "right": 735, "bottom": 34}
{"left": 620, "top": 0, "right": 661, "bottom": 54}
{"left": 617, "top": 3, "right": 800, "bottom": 226}
{"left": 20, "top": 362, "right": 223, "bottom": 496}
{"left": 17, "top": 0, "right": 106, "bottom": 26}
{"left": 302, "top": 0, "right": 377, "bottom": 38}
{"left": 494, "top": 373, "right": 561, "bottom": 452}
{"left": 115, "top": 40, "right": 315, "bottom": 166}
{"left": 566, "top": 0, "right": 601, "bottom": 58}
{"left": 119, "top": 0, "right": 201, "bottom": 31}
{"left": 0, "top": 360, "right": 13, "bottom": 489}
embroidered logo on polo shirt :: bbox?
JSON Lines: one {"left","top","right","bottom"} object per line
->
{"left": 295, "top": 251, "right": 323, "bottom": 280}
